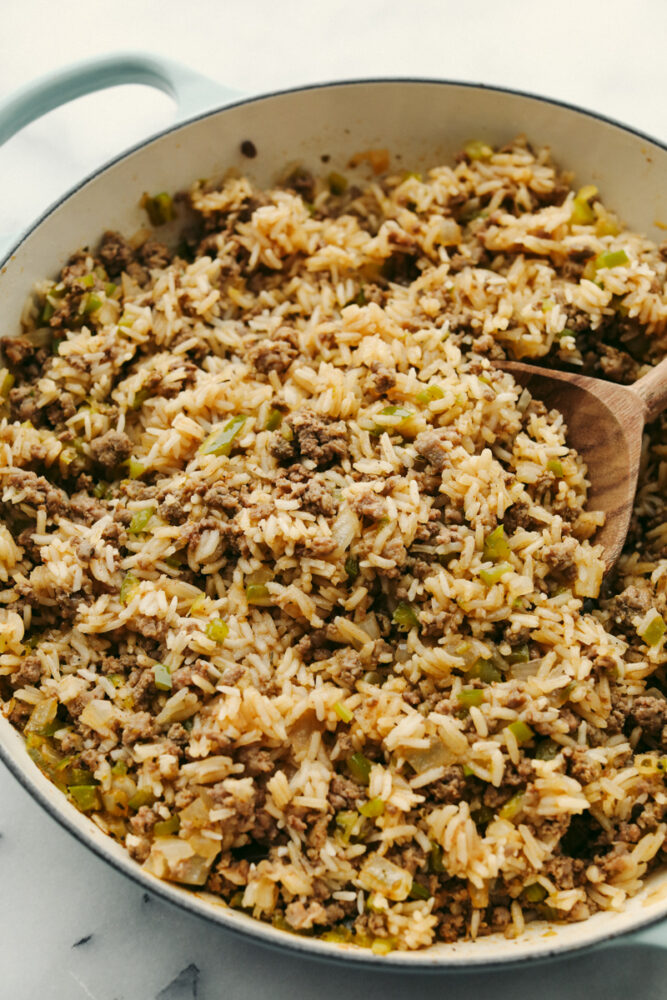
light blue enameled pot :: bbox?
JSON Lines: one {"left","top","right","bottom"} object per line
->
{"left": 0, "top": 53, "right": 665, "bottom": 969}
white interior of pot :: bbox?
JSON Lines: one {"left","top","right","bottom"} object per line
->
{"left": 1, "top": 80, "right": 666, "bottom": 964}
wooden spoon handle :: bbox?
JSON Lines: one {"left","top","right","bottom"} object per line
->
{"left": 629, "top": 355, "right": 667, "bottom": 424}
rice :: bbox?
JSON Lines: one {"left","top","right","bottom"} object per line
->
{"left": 0, "top": 137, "right": 665, "bottom": 953}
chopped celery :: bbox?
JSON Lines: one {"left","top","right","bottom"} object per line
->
{"left": 334, "top": 701, "right": 353, "bottom": 723}
{"left": 81, "top": 292, "right": 102, "bottom": 315}
{"left": 462, "top": 764, "right": 475, "bottom": 777}
{"left": 246, "top": 583, "right": 271, "bottom": 606}
{"left": 408, "top": 880, "right": 431, "bottom": 901}
{"left": 321, "top": 927, "right": 352, "bottom": 943}
{"left": 498, "top": 790, "right": 525, "bottom": 822}
{"left": 371, "top": 937, "right": 396, "bottom": 955}
{"left": 479, "top": 562, "right": 512, "bottom": 586}
{"left": 570, "top": 198, "right": 595, "bottom": 226}
{"left": 535, "top": 738, "right": 561, "bottom": 761}
{"left": 0, "top": 370, "right": 15, "bottom": 397}
{"left": 105, "top": 282, "right": 118, "bottom": 298}
{"left": 265, "top": 408, "right": 283, "bottom": 431}
{"left": 470, "top": 658, "right": 502, "bottom": 683}
{"left": 371, "top": 405, "right": 414, "bottom": 436}
{"left": 111, "top": 759, "right": 128, "bottom": 776}
{"left": 359, "top": 797, "right": 385, "bottom": 818}
{"left": 471, "top": 804, "right": 494, "bottom": 827}
{"left": 128, "top": 506, "right": 155, "bottom": 534}
{"left": 128, "top": 788, "right": 155, "bottom": 810}
{"left": 547, "top": 458, "right": 563, "bottom": 476}
{"left": 40, "top": 300, "right": 55, "bottom": 324}
{"left": 635, "top": 754, "right": 667, "bottom": 775}
{"left": 416, "top": 384, "right": 445, "bottom": 405}
{"left": 507, "top": 720, "right": 534, "bottom": 744}
{"left": 131, "top": 388, "right": 150, "bottom": 410}
{"left": 328, "top": 172, "right": 348, "bottom": 195}
{"left": 483, "top": 525, "right": 510, "bottom": 562}
{"left": 142, "top": 191, "right": 175, "bottom": 226}
{"left": 347, "top": 752, "right": 372, "bottom": 785}
{"left": 595, "top": 248, "right": 629, "bottom": 270}
{"left": 68, "top": 785, "right": 101, "bottom": 812}
{"left": 523, "top": 882, "right": 548, "bottom": 903}
{"left": 127, "top": 458, "right": 145, "bottom": 480}
{"left": 200, "top": 415, "right": 248, "bottom": 457}
{"left": 428, "top": 841, "right": 444, "bottom": 873}
{"left": 119, "top": 572, "right": 140, "bottom": 606}
{"left": 189, "top": 594, "right": 206, "bottom": 616}
{"left": 457, "top": 688, "right": 484, "bottom": 708}
{"left": 344, "top": 554, "right": 359, "bottom": 580}
{"left": 153, "top": 662, "right": 172, "bottom": 691}
{"left": 638, "top": 615, "right": 666, "bottom": 646}
{"left": 335, "top": 810, "right": 364, "bottom": 842}
{"left": 206, "top": 619, "right": 229, "bottom": 643}
{"left": 464, "top": 140, "right": 493, "bottom": 161}
{"left": 153, "top": 814, "right": 180, "bottom": 837}
{"left": 392, "top": 601, "right": 419, "bottom": 630}
{"left": 507, "top": 644, "right": 530, "bottom": 665}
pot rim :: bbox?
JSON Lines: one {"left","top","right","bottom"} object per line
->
{"left": 2, "top": 73, "right": 666, "bottom": 271}
{"left": 1, "top": 72, "right": 666, "bottom": 969}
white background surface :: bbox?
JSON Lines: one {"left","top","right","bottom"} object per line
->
{"left": 0, "top": 2, "right": 666, "bottom": 997}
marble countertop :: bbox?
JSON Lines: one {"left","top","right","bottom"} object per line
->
{"left": 1, "top": 2, "right": 667, "bottom": 997}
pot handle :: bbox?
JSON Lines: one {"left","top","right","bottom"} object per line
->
{"left": 0, "top": 52, "right": 241, "bottom": 147}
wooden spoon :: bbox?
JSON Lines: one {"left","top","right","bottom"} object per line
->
{"left": 496, "top": 356, "right": 667, "bottom": 570}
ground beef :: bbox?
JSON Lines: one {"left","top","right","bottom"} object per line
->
{"left": 236, "top": 745, "right": 276, "bottom": 776}
{"left": 127, "top": 668, "right": 156, "bottom": 711}
{"left": 3, "top": 470, "right": 69, "bottom": 516}
{"left": 351, "top": 491, "right": 386, "bottom": 520}
{"left": 68, "top": 494, "right": 110, "bottom": 526}
{"left": 542, "top": 537, "right": 578, "bottom": 581}
{"left": 367, "top": 362, "right": 396, "bottom": 397}
{"left": 121, "top": 712, "right": 156, "bottom": 744}
{"left": 138, "top": 239, "right": 171, "bottom": 270}
{"left": 414, "top": 427, "right": 462, "bottom": 471}
{"left": 295, "top": 629, "right": 331, "bottom": 664}
{"left": 269, "top": 435, "right": 296, "bottom": 462}
{"left": 598, "top": 344, "right": 639, "bottom": 384}
{"left": 503, "top": 500, "right": 540, "bottom": 534}
{"left": 431, "top": 765, "right": 467, "bottom": 803}
{"left": 630, "top": 695, "right": 667, "bottom": 739}
{"left": 606, "top": 585, "right": 653, "bottom": 637}
{"left": 284, "top": 166, "right": 315, "bottom": 202}
{"left": 285, "top": 900, "right": 328, "bottom": 930}
{"left": 159, "top": 496, "right": 189, "bottom": 525}
{"left": 1, "top": 336, "right": 35, "bottom": 368}
{"left": 542, "top": 856, "right": 585, "bottom": 890}
{"left": 90, "top": 430, "right": 132, "bottom": 469}
{"left": 564, "top": 747, "right": 601, "bottom": 785}
{"left": 288, "top": 410, "right": 348, "bottom": 467}
{"left": 8, "top": 385, "right": 40, "bottom": 424}
{"left": 250, "top": 337, "right": 298, "bottom": 376}
{"left": 130, "top": 805, "right": 157, "bottom": 835}
{"left": 275, "top": 473, "right": 337, "bottom": 517}
{"left": 8, "top": 655, "right": 41, "bottom": 689}
{"left": 98, "top": 230, "right": 135, "bottom": 278}
{"left": 328, "top": 773, "right": 361, "bottom": 811}
{"left": 300, "top": 478, "right": 337, "bottom": 517}
{"left": 202, "top": 484, "right": 245, "bottom": 515}
{"left": 45, "top": 391, "right": 76, "bottom": 427}
{"left": 490, "top": 906, "right": 512, "bottom": 930}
